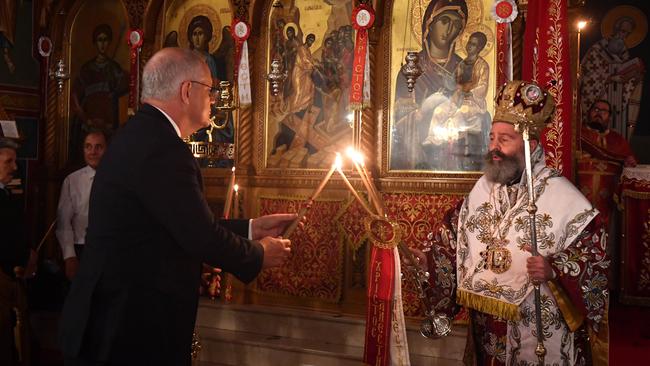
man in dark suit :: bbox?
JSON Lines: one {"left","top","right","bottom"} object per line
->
{"left": 59, "top": 48, "right": 294, "bottom": 365}
{"left": 0, "top": 137, "right": 36, "bottom": 365}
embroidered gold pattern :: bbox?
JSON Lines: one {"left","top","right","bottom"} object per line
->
{"left": 540, "top": 0, "right": 567, "bottom": 173}
{"left": 514, "top": 213, "right": 554, "bottom": 251}
{"left": 639, "top": 209, "right": 650, "bottom": 291}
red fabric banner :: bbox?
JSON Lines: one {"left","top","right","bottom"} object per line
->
{"left": 363, "top": 246, "right": 394, "bottom": 366}
{"left": 129, "top": 48, "right": 138, "bottom": 110}
{"left": 127, "top": 29, "right": 143, "bottom": 111}
{"left": 522, "top": 0, "right": 573, "bottom": 179}
{"left": 350, "top": 30, "right": 368, "bottom": 109}
{"left": 496, "top": 23, "right": 509, "bottom": 87}
{"left": 231, "top": 19, "right": 250, "bottom": 81}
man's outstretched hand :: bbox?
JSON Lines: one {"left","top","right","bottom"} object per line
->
{"left": 251, "top": 213, "right": 298, "bottom": 240}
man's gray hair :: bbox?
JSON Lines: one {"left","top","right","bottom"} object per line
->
{"left": 141, "top": 49, "right": 207, "bottom": 101}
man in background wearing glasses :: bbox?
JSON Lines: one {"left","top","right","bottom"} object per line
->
{"left": 578, "top": 99, "right": 637, "bottom": 225}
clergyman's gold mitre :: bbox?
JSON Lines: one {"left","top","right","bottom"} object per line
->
{"left": 493, "top": 80, "right": 556, "bottom": 137}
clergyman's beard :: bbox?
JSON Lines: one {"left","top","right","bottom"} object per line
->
{"left": 483, "top": 149, "right": 524, "bottom": 185}
{"left": 587, "top": 121, "right": 606, "bottom": 133}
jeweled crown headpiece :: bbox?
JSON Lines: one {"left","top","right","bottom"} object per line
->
{"left": 493, "top": 80, "right": 555, "bottom": 137}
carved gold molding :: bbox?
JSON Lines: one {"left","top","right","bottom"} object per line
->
{"left": 0, "top": 92, "right": 39, "bottom": 113}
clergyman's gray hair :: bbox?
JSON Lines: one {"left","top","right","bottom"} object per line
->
{"left": 141, "top": 49, "right": 207, "bottom": 101}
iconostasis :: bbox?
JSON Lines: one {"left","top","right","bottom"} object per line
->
{"left": 38, "top": 0, "right": 548, "bottom": 316}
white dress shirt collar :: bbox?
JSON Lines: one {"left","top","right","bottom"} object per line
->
{"left": 83, "top": 165, "right": 96, "bottom": 177}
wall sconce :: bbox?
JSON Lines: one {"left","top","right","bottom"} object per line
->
{"left": 266, "top": 58, "right": 287, "bottom": 96}
{"left": 49, "top": 59, "right": 70, "bottom": 93}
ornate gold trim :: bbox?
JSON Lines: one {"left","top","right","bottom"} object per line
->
{"left": 622, "top": 189, "right": 650, "bottom": 200}
{"left": 364, "top": 215, "right": 402, "bottom": 249}
{"left": 457, "top": 289, "right": 521, "bottom": 320}
{"left": 547, "top": 279, "right": 584, "bottom": 331}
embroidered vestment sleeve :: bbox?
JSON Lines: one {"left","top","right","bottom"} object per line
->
{"left": 424, "top": 200, "right": 463, "bottom": 319}
{"left": 547, "top": 215, "right": 609, "bottom": 333}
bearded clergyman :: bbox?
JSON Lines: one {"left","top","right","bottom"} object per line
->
{"left": 412, "top": 80, "right": 610, "bottom": 365}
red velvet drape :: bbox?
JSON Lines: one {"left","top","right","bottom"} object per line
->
{"left": 522, "top": 0, "right": 573, "bottom": 179}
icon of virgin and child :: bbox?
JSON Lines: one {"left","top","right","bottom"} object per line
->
{"left": 391, "top": 0, "right": 491, "bottom": 171}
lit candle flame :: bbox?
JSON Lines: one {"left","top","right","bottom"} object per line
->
{"left": 577, "top": 20, "right": 587, "bottom": 31}
{"left": 334, "top": 153, "right": 343, "bottom": 169}
{"left": 345, "top": 147, "right": 364, "bottom": 165}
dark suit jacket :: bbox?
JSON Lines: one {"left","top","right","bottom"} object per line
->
{"left": 59, "top": 104, "right": 264, "bottom": 365}
{"left": 0, "top": 188, "right": 28, "bottom": 278}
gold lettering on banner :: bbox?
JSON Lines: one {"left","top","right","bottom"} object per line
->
{"left": 375, "top": 301, "right": 385, "bottom": 363}
{"left": 373, "top": 261, "right": 382, "bottom": 294}
{"left": 369, "top": 258, "right": 387, "bottom": 364}
{"left": 371, "top": 303, "right": 378, "bottom": 337}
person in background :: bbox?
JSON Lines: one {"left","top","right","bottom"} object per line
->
{"left": 0, "top": 137, "right": 36, "bottom": 365}
{"left": 56, "top": 129, "right": 108, "bottom": 280}
{"left": 578, "top": 99, "right": 637, "bottom": 224}
{"left": 59, "top": 47, "right": 295, "bottom": 366}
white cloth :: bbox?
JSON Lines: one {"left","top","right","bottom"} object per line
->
{"left": 56, "top": 166, "right": 95, "bottom": 259}
{"left": 389, "top": 247, "right": 410, "bottom": 366}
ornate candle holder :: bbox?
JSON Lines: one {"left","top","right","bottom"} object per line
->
{"left": 49, "top": 59, "right": 70, "bottom": 93}
{"left": 186, "top": 81, "right": 238, "bottom": 167}
{"left": 266, "top": 58, "right": 287, "bottom": 96}
{"left": 215, "top": 81, "right": 236, "bottom": 111}
{"left": 400, "top": 51, "right": 422, "bottom": 93}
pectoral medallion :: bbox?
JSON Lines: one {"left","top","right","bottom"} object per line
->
{"left": 480, "top": 238, "right": 512, "bottom": 274}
